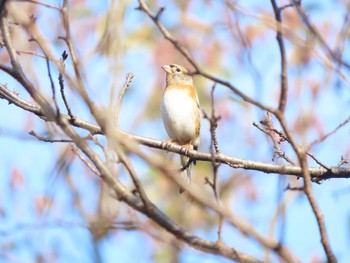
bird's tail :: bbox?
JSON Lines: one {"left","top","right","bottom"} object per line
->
{"left": 179, "top": 155, "right": 192, "bottom": 194}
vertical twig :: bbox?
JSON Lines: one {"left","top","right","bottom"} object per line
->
{"left": 58, "top": 50, "right": 74, "bottom": 119}
{"left": 114, "top": 73, "right": 134, "bottom": 127}
{"left": 45, "top": 58, "right": 60, "bottom": 116}
{"left": 60, "top": 0, "right": 92, "bottom": 105}
{"left": 270, "top": 0, "right": 288, "bottom": 113}
{"left": 203, "top": 84, "right": 223, "bottom": 241}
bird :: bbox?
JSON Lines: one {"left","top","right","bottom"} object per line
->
{"left": 160, "top": 64, "right": 200, "bottom": 193}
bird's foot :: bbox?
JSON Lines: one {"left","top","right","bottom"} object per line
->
{"left": 161, "top": 139, "right": 173, "bottom": 150}
{"left": 179, "top": 143, "right": 193, "bottom": 155}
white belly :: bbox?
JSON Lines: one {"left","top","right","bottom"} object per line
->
{"left": 161, "top": 89, "right": 197, "bottom": 144}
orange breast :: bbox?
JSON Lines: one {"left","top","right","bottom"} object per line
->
{"left": 165, "top": 84, "right": 198, "bottom": 100}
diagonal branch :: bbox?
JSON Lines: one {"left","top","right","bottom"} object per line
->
{"left": 308, "top": 115, "right": 350, "bottom": 150}
{"left": 136, "top": 0, "right": 276, "bottom": 113}
{"left": 291, "top": 0, "right": 350, "bottom": 70}
{"left": 57, "top": 114, "right": 263, "bottom": 263}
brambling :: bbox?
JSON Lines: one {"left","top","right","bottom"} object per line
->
{"left": 160, "top": 64, "right": 200, "bottom": 193}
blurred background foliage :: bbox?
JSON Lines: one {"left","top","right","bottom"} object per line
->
{"left": 0, "top": 0, "right": 350, "bottom": 262}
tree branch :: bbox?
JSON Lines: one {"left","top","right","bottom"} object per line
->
{"left": 275, "top": 112, "right": 337, "bottom": 263}
{"left": 0, "top": 82, "right": 349, "bottom": 181}
{"left": 114, "top": 73, "right": 134, "bottom": 127}
{"left": 57, "top": 113, "right": 263, "bottom": 263}
{"left": 136, "top": 0, "right": 276, "bottom": 113}
{"left": 270, "top": 0, "right": 289, "bottom": 113}
{"left": 308, "top": 115, "right": 350, "bottom": 150}
{"left": 291, "top": 0, "right": 350, "bottom": 70}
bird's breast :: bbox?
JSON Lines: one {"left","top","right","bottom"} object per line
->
{"left": 161, "top": 87, "right": 199, "bottom": 145}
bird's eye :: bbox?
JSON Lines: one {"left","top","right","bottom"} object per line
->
{"left": 176, "top": 68, "right": 181, "bottom": 72}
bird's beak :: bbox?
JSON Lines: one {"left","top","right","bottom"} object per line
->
{"left": 161, "top": 65, "right": 172, "bottom": 73}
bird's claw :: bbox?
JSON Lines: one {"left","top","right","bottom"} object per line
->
{"left": 180, "top": 145, "right": 191, "bottom": 155}
{"left": 161, "top": 140, "right": 173, "bottom": 150}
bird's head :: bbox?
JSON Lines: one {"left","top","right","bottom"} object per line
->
{"left": 161, "top": 64, "right": 192, "bottom": 85}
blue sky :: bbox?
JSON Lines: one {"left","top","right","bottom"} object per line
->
{"left": 0, "top": 0, "right": 350, "bottom": 262}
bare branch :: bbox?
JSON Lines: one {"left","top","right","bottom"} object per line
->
{"left": 270, "top": 0, "right": 289, "bottom": 113}
{"left": 0, "top": 83, "right": 349, "bottom": 181}
{"left": 1, "top": 1, "right": 343, "bottom": 262}
{"left": 70, "top": 144, "right": 101, "bottom": 176}
{"left": 285, "top": 184, "right": 304, "bottom": 191}
{"left": 29, "top": 130, "right": 73, "bottom": 143}
{"left": 136, "top": 0, "right": 276, "bottom": 113}
{"left": 117, "top": 150, "right": 152, "bottom": 210}
{"left": 275, "top": 112, "right": 337, "bottom": 263}
{"left": 13, "top": 0, "right": 61, "bottom": 10}
{"left": 58, "top": 115, "right": 263, "bottom": 263}
{"left": 114, "top": 73, "right": 134, "bottom": 127}
{"left": 126, "top": 141, "right": 296, "bottom": 263}
{"left": 0, "top": 11, "right": 55, "bottom": 117}
{"left": 45, "top": 58, "right": 60, "bottom": 116}
{"left": 337, "top": 156, "right": 348, "bottom": 167}
{"left": 60, "top": 0, "right": 92, "bottom": 105}
{"left": 203, "top": 84, "right": 221, "bottom": 154}
{"left": 203, "top": 84, "right": 223, "bottom": 241}
{"left": 308, "top": 115, "right": 350, "bottom": 150}
{"left": 16, "top": 50, "right": 48, "bottom": 59}
{"left": 291, "top": 0, "right": 350, "bottom": 70}
{"left": 253, "top": 113, "right": 295, "bottom": 165}
{"left": 306, "top": 152, "right": 330, "bottom": 171}
{"left": 58, "top": 50, "right": 75, "bottom": 120}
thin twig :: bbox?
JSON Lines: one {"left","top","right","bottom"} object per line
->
{"left": 253, "top": 113, "right": 295, "bottom": 165}
{"left": 114, "top": 73, "right": 134, "bottom": 127}
{"left": 308, "top": 115, "right": 350, "bottom": 150}
{"left": 70, "top": 144, "right": 100, "bottom": 176}
{"left": 29, "top": 130, "right": 73, "bottom": 143}
{"left": 284, "top": 184, "right": 304, "bottom": 191}
{"left": 207, "top": 84, "right": 221, "bottom": 153}
{"left": 16, "top": 50, "right": 50, "bottom": 59}
{"left": 334, "top": 14, "right": 350, "bottom": 61}
{"left": 270, "top": 0, "right": 289, "bottom": 113}
{"left": 337, "top": 156, "right": 348, "bottom": 167}
{"left": 90, "top": 134, "right": 109, "bottom": 159}
{"left": 203, "top": 84, "right": 223, "bottom": 241}
{"left": 14, "top": 0, "right": 61, "bottom": 10}
{"left": 280, "top": 0, "right": 300, "bottom": 11}
{"left": 60, "top": 0, "right": 92, "bottom": 106}
{"left": 291, "top": 0, "right": 350, "bottom": 70}
{"left": 155, "top": 6, "right": 165, "bottom": 20}
{"left": 58, "top": 50, "right": 74, "bottom": 120}
{"left": 0, "top": 220, "right": 139, "bottom": 236}
{"left": 117, "top": 150, "right": 152, "bottom": 210}
{"left": 306, "top": 152, "right": 330, "bottom": 170}
{"left": 45, "top": 58, "right": 60, "bottom": 116}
